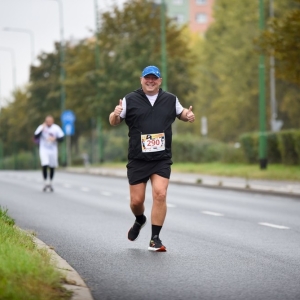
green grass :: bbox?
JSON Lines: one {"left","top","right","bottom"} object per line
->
{"left": 171, "top": 163, "right": 300, "bottom": 181}
{"left": 92, "top": 162, "right": 300, "bottom": 181}
{"left": 0, "top": 207, "right": 71, "bottom": 300}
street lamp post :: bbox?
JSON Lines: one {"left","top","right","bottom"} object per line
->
{"left": 0, "top": 47, "right": 16, "bottom": 90}
{"left": 3, "top": 27, "right": 35, "bottom": 64}
{"left": 258, "top": 0, "right": 267, "bottom": 169}
{"left": 160, "top": 0, "right": 167, "bottom": 91}
{"left": 47, "top": 0, "right": 66, "bottom": 113}
{"left": 94, "top": 0, "right": 103, "bottom": 163}
{"left": 47, "top": 0, "right": 67, "bottom": 165}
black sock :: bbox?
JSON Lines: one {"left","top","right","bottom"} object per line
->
{"left": 42, "top": 166, "right": 48, "bottom": 180}
{"left": 50, "top": 167, "right": 55, "bottom": 180}
{"left": 135, "top": 214, "right": 145, "bottom": 224}
{"left": 151, "top": 225, "right": 162, "bottom": 239}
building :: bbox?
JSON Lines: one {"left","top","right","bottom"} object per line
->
{"left": 165, "top": 0, "right": 215, "bottom": 34}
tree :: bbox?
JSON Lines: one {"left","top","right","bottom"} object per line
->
{"left": 194, "top": 0, "right": 261, "bottom": 141}
{"left": 0, "top": 0, "right": 198, "bottom": 157}
{"left": 0, "top": 88, "right": 33, "bottom": 154}
{"left": 257, "top": 0, "right": 300, "bottom": 128}
{"left": 193, "top": 0, "right": 300, "bottom": 141}
{"left": 65, "top": 0, "right": 199, "bottom": 144}
{"left": 258, "top": 0, "right": 300, "bottom": 86}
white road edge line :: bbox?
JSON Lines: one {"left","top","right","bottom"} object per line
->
{"left": 259, "top": 222, "right": 290, "bottom": 230}
{"left": 201, "top": 211, "right": 224, "bottom": 217}
{"left": 81, "top": 187, "right": 90, "bottom": 192}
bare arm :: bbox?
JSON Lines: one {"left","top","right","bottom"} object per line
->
{"left": 179, "top": 106, "right": 195, "bottom": 123}
{"left": 109, "top": 99, "right": 123, "bottom": 126}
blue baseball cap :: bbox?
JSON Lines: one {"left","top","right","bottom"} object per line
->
{"left": 142, "top": 66, "right": 161, "bottom": 78}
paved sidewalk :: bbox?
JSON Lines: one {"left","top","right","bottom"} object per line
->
{"left": 65, "top": 167, "right": 300, "bottom": 197}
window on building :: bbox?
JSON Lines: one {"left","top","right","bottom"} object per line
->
{"left": 175, "top": 14, "right": 185, "bottom": 24}
{"left": 173, "top": 0, "right": 183, "bottom": 5}
{"left": 196, "top": 0, "right": 207, "bottom": 5}
{"left": 196, "top": 13, "right": 207, "bottom": 23}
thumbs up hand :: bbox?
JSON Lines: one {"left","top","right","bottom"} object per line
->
{"left": 114, "top": 99, "right": 123, "bottom": 117}
{"left": 186, "top": 106, "right": 195, "bottom": 123}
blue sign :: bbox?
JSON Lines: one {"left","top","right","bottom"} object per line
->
{"left": 61, "top": 110, "right": 76, "bottom": 123}
{"left": 61, "top": 110, "right": 76, "bottom": 136}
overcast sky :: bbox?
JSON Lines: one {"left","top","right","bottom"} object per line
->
{"left": 0, "top": 0, "right": 125, "bottom": 104}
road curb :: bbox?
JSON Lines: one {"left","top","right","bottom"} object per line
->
{"left": 62, "top": 168, "right": 300, "bottom": 200}
{"left": 170, "top": 181, "right": 300, "bottom": 200}
{"left": 33, "top": 236, "right": 94, "bottom": 300}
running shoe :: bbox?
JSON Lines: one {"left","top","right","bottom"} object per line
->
{"left": 148, "top": 235, "right": 167, "bottom": 252}
{"left": 128, "top": 216, "right": 147, "bottom": 241}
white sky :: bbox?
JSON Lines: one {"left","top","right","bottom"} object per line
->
{"left": 0, "top": 0, "right": 126, "bottom": 105}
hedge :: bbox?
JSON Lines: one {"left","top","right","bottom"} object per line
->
{"left": 0, "top": 134, "right": 246, "bottom": 168}
{"left": 240, "top": 129, "right": 300, "bottom": 165}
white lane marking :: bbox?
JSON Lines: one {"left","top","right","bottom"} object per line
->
{"left": 63, "top": 183, "right": 72, "bottom": 188}
{"left": 201, "top": 211, "right": 224, "bottom": 217}
{"left": 101, "top": 191, "right": 112, "bottom": 196}
{"left": 81, "top": 187, "right": 90, "bottom": 192}
{"left": 259, "top": 222, "right": 290, "bottom": 230}
{"left": 167, "top": 203, "right": 176, "bottom": 208}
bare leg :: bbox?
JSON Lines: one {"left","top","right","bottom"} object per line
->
{"left": 129, "top": 182, "right": 147, "bottom": 216}
{"left": 150, "top": 174, "right": 169, "bottom": 226}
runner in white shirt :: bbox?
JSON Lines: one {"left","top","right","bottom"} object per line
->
{"left": 34, "top": 115, "right": 64, "bottom": 191}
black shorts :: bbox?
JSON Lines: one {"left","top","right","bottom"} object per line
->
{"left": 126, "top": 159, "right": 173, "bottom": 185}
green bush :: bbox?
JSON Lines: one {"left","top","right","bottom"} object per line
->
{"left": 103, "top": 135, "right": 127, "bottom": 162}
{"left": 267, "top": 132, "right": 281, "bottom": 163}
{"left": 219, "top": 144, "right": 246, "bottom": 164}
{"left": 2, "top": 150, "right": 39, "bottom": 170}
{"left": 293, "top": 131, "right": 300, "bottom": 161}
{"left": 239, "top": 129, "right": 300, "bottom": 165}
{"left": 239, "top": 132, "right": 259, "bottom": 163}
{"left": 172, "top": 135, "right": 245, "bottom": 163}
{"left": 277, "top": 130, "right": 298, "bottom": 165}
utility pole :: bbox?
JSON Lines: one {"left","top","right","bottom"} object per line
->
{"left": 161, "top": 0, "right": 167, "bottom": 91}
{"left": 269, "top": 0, "right": 283, "bottom": 132}
{"left": 94, "top": 0, "right": 103, "bottom": 163}
{"left": 269, "top": 0, "right": 276, "bottom": 131}
{"left": 48, "top": 0, "right": 67, "bottom": 165}
{"left": 258, "top": 0, "right": 267, "bottom": 169}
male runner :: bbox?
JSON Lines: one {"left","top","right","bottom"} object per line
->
{"left": 34, "top": 115, "right": 64, "bottom": 191}
{"left": 109, "top": 66, "right": 195, "bottom": 251}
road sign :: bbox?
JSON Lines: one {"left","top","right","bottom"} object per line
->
{"left": 61, "top": 110, "right": 76, "bottom": 123}
{"left": 62, "top": 122, "right": 75, "bottom": 136}
{"left": 61, "top": 110, "right": 76, "bottom": 136}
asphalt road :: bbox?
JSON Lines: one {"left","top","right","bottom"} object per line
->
{"left": 1, "top": 170, "right": 300, "bottom": 300}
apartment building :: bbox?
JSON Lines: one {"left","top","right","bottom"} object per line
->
{"left": 164, "top": 0, "right": 215, "bottom": 34}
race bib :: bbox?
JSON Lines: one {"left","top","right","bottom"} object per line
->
{"left": 141, "top": 133, "right": 165, "bottom": 153}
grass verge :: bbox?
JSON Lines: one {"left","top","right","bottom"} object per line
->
{"left": 91, "top": 162, "right": 300, "bottom": 181}
{"left": 0, "top": 207, "right": 71, "bottom": 300}
{"left": 171, "top": 163, "right": 300, "bottom": 181}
